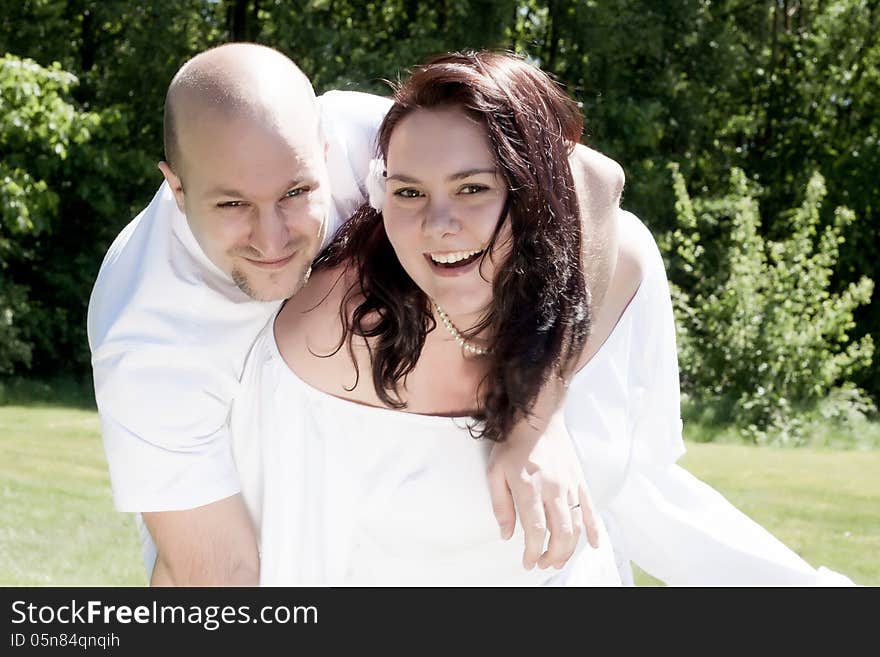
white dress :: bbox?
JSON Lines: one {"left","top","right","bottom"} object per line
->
{"left": 231, "top": 210, "right": 850, "bottom": 586}
{"left": 231, "top": 326, "right": 622, "bottom": 586}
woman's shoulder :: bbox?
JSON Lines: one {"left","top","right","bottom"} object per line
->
{"left": 273, "top": 264, "right": 380, "bottom": 403}
{"left": 277, "top": 264, "right": 351, "bottom": 327}
{"left": 275, "top": 265, "right": 353, "bottom": 365}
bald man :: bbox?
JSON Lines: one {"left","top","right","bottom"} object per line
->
{"left": 88, "top": 44, "right": 625, "bottom": 586}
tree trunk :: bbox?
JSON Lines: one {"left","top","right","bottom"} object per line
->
{"left": 228, "top": 0, "right": 249, "bottom": 41}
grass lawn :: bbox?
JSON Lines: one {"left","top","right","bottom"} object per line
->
{"left": 1, "top": 405, "right": 877, "bottom": 586}
{"left": 0, "top": 405, "right": 146, "bottom": 586}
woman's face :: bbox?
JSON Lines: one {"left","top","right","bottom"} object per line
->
{"left": 382, "top": 107, "right": 510, "bottom": 321}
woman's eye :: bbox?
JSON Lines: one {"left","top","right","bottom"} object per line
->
{"left": 459, "top": 184, "right": 488, "bottom": 195}
{"left": 217, "top": 200, "right": 246, "bottom": 208}
{"left": 393, "top": 188, "right": 423, "bottom": 199}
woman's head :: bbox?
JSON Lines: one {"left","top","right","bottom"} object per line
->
{"left": 323, "top": 51, "right": 590, "bottom": 441}
{"left": 381, "top": 105, "right": 508, "bottom": 318}
{"left": 378, "top": 51, "right": 585, "bottom": 318}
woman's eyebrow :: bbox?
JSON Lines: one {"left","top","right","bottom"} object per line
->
{"left": 448, "top": 168, "right": 498, "bottom": 181}
{"left": 386, "top": 173, "right": 420, "bottom": 184}
{"left": 386, "top": 168, "right": 498, "bottom": 184}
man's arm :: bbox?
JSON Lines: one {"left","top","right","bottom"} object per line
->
{"left": 487, "top": 144, "right": 625, "bottom": 570}
{"left": 487, "top": 377, "right": 600, "bottom": 570}
{"left": 144, "top": 494, "right": 259, "bottom": 586}
{"left": 91, "top": 343, "right": 253, "bottom": 586}
{"left": 570, "top": 143, "right": 625, "bottom": 313}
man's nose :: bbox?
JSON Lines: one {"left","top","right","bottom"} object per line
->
{"left": 251, "top": 206, "right": 290, "bottom": 259}
{"left": 422, "top": 199, "right": 460, "bottom": 239}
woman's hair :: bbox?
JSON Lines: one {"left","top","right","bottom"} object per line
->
{"left": 319, "top": 50, "right": 589, "bottom": 442}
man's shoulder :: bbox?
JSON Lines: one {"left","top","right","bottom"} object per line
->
{"left": 91, "top": 182, "right": 177, "bottom": 282}
{"left": 88, "top": 184, "right": 173, "bottom": 350}
{"left": 317, "top": 89, "right": 393, "bottom": 115}
{"left": 317, "top": 89, "right": 392, "bottom": 139}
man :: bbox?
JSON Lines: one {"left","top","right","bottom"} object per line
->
{"left": 88, "top": 43, "right": 625, "bottom": 585}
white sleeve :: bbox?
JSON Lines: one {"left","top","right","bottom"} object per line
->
{"left": 317, "top": 90, "right": 393, "bottom": 242}
{"left": 92, "top": 344, "right": 240, "bottom": 512}
{"left": 607, "top": 222, "right": 853, "bottom": 586}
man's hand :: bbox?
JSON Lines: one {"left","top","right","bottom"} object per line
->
{"left": 486, "top": 146, "right": 622, "bottom": 571}
{"left": 143, "top": 493, "right": 259, "bottom": 586}
{"left": 487, "top": 383, "right": 600, "bottom": 571}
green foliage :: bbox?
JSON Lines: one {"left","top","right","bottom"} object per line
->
{"left": 0, "top": 54, "right": 154, "bottom": 375}
{"left": 668, "top": 164, "right": 874, "bottom": 444}
{"left": 0, "top": 56, "right": 89, "bottom": 372}
{"left": 0, "top": 1, "right": 877, "bottom": 416}
{"left": 263, "top": 0, "right": 516, "bottom": 95}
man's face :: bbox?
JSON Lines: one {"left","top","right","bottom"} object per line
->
{"left": 164, "top": 111, "right": 330, "bottom": 301}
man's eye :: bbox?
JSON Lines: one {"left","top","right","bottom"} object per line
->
{"left": 283, "top": 186, "right": 310, "bottom": 199}
{"left": 459, "top": 184, "right": 487, "bottom": 195}
{"left": 217, "top": 200, "right": 246, "bottom": 208}
{"left": 393, "top": 188, "right": 423, "bottom": 199}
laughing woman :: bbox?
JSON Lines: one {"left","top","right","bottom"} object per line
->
{"left": 231, "top": 51, "right": 851, "bottom": 585}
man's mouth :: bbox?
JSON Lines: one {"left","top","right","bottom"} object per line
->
{"left": 242, "top": 253, "right": 296, "bottom": 270}
{"left": 427, "top": 249, "right": 484, "bottom": 269}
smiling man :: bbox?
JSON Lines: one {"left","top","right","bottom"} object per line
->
{"left": 87, "top": 43, "right": 625, "bottom": 586}
{"left": 158, "top": 55, "right": 330, "bottom": 302}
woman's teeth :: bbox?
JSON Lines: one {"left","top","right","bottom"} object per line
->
{"left": 430, "top": 249, "right": 482, "bottom": 265}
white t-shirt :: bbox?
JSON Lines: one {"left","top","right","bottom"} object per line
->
{"left": 88, "top": 91, "right": 391, "bottom": 518}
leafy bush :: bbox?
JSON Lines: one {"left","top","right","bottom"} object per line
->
{"left": 666, "top": 164, "right": 874, "bottom": 444}
{"left": 0, "top": 56, "right": 89, "bottom": 372}
{"left": 0, "top": 54, "right": 154, "bottom": 377}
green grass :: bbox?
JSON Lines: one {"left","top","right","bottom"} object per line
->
{"left": 632, "top": 442, "right": 880, "bottom": 586}
{"left": 0, "top": 405, "right": 145, "bottom": 586}
{"left": 1, "top": 405, "right": 877, "bottom": 586}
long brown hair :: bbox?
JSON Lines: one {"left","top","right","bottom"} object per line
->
{"left": 320, "top": 51, "right": 589, "bottom": 441}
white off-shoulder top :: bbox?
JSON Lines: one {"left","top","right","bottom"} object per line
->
{"left": 230, "top": 210, "right": 850, "bottom": 586}
{"left": 230, "top": 324, "right": 621, "bottom": 586}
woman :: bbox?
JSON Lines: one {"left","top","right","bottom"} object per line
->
{"left": 231, "top": 51, "right": 850, "bottom": 585}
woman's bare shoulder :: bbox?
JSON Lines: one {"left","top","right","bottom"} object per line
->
{"left": 274, "top": 264, "right": 379, "bottom": 402}
{"left": 274, "top": 265, "right": 353, "bottom": 365}
{"left": 616, "top": 210, "right": 662, "bottom": 279}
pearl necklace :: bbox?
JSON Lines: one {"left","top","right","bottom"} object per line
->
{"left": 432, "top": 301, "right": 491, "bottom": 356}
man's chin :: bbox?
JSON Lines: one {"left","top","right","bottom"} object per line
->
{"left": 231, "top": 265, "right": 311, "bottom": 302}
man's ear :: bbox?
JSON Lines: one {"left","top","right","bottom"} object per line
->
{"left": 158, "top": 161, "right": 186, "bottom": 215}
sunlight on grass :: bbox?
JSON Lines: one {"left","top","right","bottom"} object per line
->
{"left": 0, "top": 406, "right": 145, "bottom": 585}
{"left": 1, "top": 405, "right": 877, "bottom": 586}
{"left": 633, "top": 442, "right": 880, "bottom": 586}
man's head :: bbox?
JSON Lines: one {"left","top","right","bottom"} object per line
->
{"left": 159, "top": 43, "right": 329, "bottom": 301}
